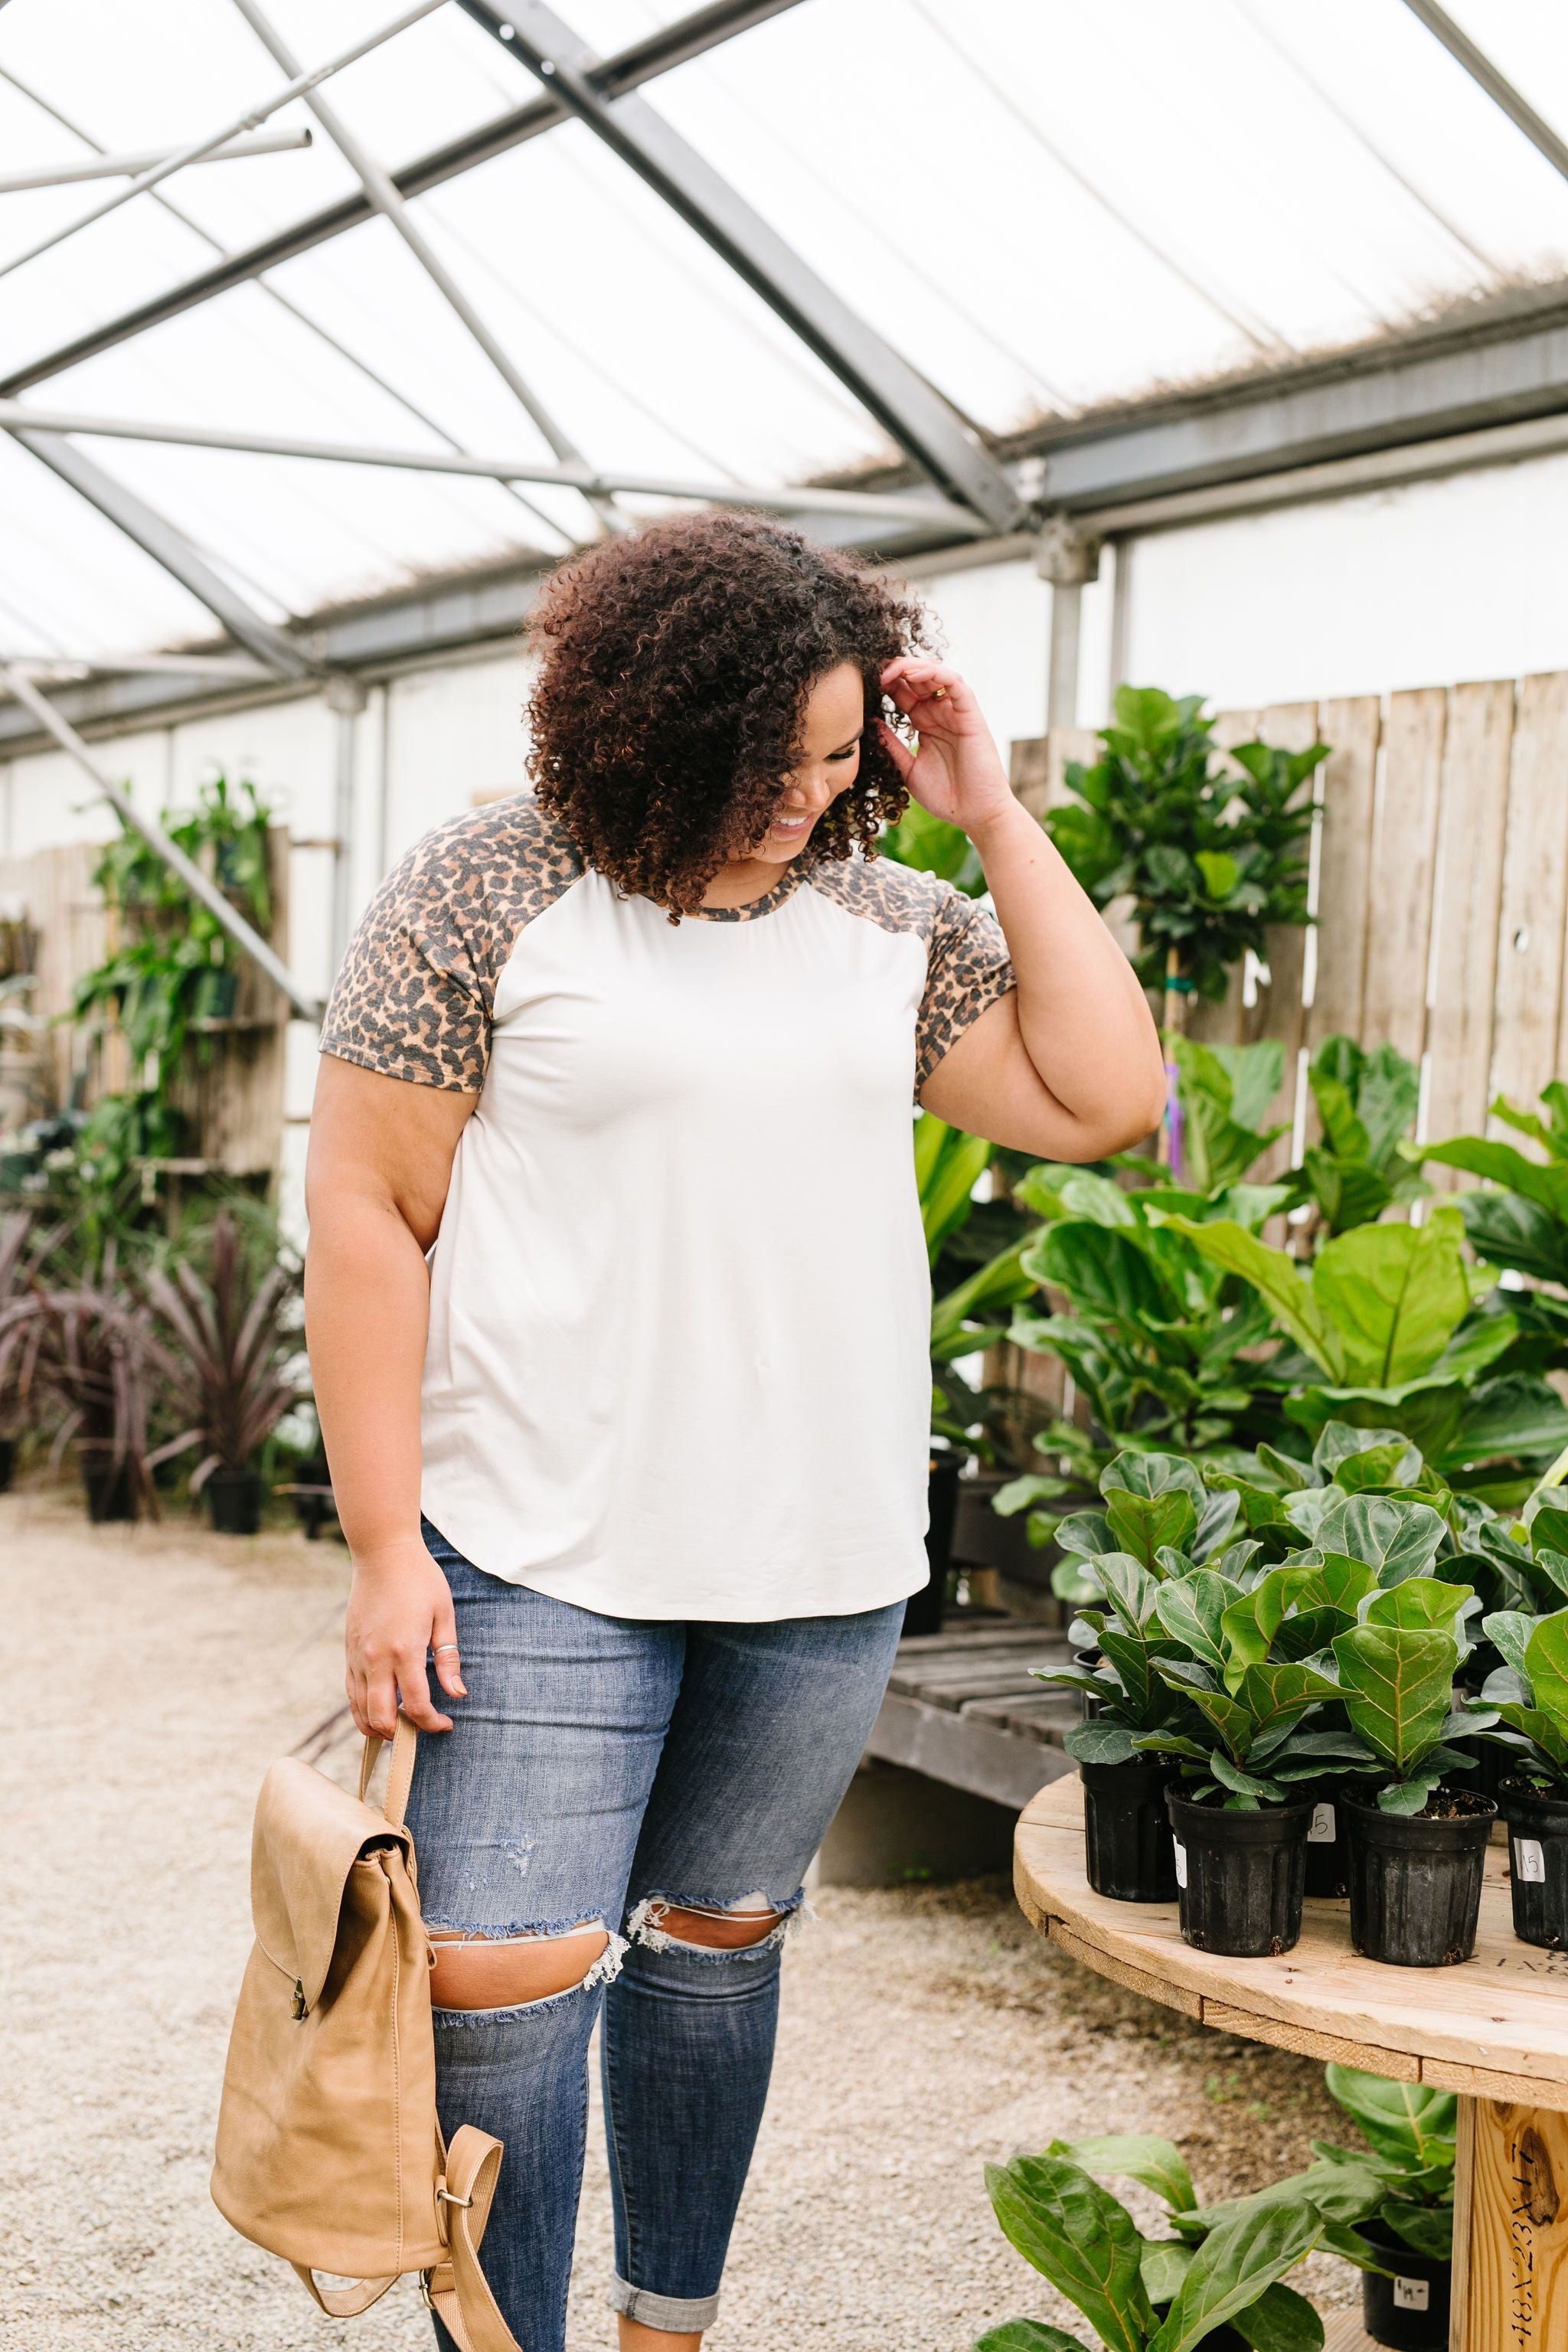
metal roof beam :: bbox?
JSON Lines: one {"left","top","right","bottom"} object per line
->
{"left": 2, "top": 665, "right": 321, "bottom": 1021}
{"left": 0, "top": 0, "right": 804, "bottom": 397}
{"left": 0, "top": 400, "right": 991, "bottom": 533}
{"left": 1400, "top": 0, "right": 1568, "bottom": 184}
{"left": 1033, "top": 303, "right": 1568, "bottom": 513}
{"left": 457, "top": 1, "right": 1028, "bottom": 533}
{"left": 0, "top": 128, "right": 312, "bottom": 194}
{"left": 0, "top": 0, "right": 448, "bottom": 286}
{"left": 9, "top": 430, "right": 312, "bottom": 676}
{"left": 224, "top": 0, "right": 612, "bottom": 541}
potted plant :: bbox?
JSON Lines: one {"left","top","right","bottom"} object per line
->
{"left": 1147, "top": 1576, "right": 1374, "bottom": 1959}
{"left": 0, "top": 1208, "right": 50, "bottom": 1491}
{"left": 146, "top": 1210, "right": 301, "bottom": 1536}
{"left": 976, "top": 2138, "right": 1329, "bottom": 2352}
{"left": 1321, "top": 2065, "right": 1456, "bottom": 2351}
{"left": 31, "top": 1250, "right": 190, "bottom": 1521}
{"left": 1032, "top": 1547, "right": 1204, "bottom": 1901}
{"left": 1325, "top": 1592, "right": 1496, "bottom": 1967}
{"left": 1470, "top": 1601, "right": 1568, "bottom": 1947}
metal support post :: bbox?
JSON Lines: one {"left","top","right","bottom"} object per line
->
{"left": 325, "top": 675, "right": 368, "bottom": 972}
{"left": 1, "top": 665, "right": 321, "bottom": 1021}
{"left": 1034, "top": 518, "right": 1101, "bottom": 731}
{"left": 1400, "top": 1, "right": 1568, "bottom": 184}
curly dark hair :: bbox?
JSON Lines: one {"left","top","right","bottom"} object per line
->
{"left": 525, "top": 511, "right": 932, "bottom": 916}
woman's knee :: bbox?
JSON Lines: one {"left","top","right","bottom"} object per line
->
{"left": 430, "top": 1922, "right": 612, "bottom": 2009}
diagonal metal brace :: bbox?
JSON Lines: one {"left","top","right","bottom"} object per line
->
{"left": 459, "top": 0, "right": 1027, "bottom": 534}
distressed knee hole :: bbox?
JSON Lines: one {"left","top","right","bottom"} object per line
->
{"left": 629, "top": 1890, "right": 792, "bottom": 1952}
{"left": 429, "top": 1922, "right": 612, "bottom": 2009}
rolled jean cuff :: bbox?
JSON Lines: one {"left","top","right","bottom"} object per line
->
{"left": 609, "top": 2275, "right": 720, "bottom": 2333}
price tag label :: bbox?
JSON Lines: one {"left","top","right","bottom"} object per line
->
{"left": 1173, "top": 1841, "right": 1187, "bottom": 1888}
{"left": 1514, "top": 1838, "right": 1547, "bottom": 1883}
{"left": 1393, "top": 2278, "right": 1430, "bottom": 2312}
{"left": 1308, "top": 1802, "right": 1336, "bottom": 1844}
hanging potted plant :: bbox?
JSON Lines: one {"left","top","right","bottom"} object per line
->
{"left": 1471, "top": 1600, "right": 1568, "bottom": 1948}
{"left": 1328, "top": 1589, "right": 1496, "bottom": 1967}
{"left": 146, "top": 1210, "right": 301, "bottom": 1536}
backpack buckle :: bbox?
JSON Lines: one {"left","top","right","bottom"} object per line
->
{"left": 436, "top": 2184, "right": 474, "bottom": 2209}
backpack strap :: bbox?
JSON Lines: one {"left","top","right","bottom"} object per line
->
{"left": 425, "top": 2126, "right": 522, "bottom": 2352}
{"left": 289, "top": 2265, "right": 398, "bottom": 2318}
{"left": 358, "top": 1713, "right": 420, "bottom": 1825}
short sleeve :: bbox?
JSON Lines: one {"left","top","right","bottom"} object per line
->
{"left": 916, "top": 888, "right": 1014, "bottom": 1091}
{"left": 320, "top": 842, "right": 492, "bottom": 1094}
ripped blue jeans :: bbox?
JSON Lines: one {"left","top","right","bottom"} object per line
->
{"left": 405, "top": 1525, "right": 906, "bottom": 2350}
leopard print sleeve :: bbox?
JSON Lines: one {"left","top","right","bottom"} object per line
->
{"left": 320, "top": 796, "right": 584, "bottom": 1093}
{"left": 916, "top": 883, "right": 1014, "bottom": 1092}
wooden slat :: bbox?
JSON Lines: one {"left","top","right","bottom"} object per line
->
{"left": 1493, "top": 671, "right": 1568, "bottom": 1119}
{"left": 1305, "top": 694, "right": 1382, "bottom": 1055}
{"left": 1200, "top": 2001, "right": 1420, "bottom": 2079}
{"left": 1045, "top": 1917, "right": 1204, "bottom": 2019}
{"left": 1459, "top": 2100, "right": 1568, "bottom": 2350}
{"left": 1425, "top": 679, "right": 1514, "bottom": 1175}
{"left": 1363, "top": 687, "right": 1446, "bottom": 1067}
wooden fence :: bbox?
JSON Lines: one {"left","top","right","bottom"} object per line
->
{"left": 1010, "top": 670, "right": 1568, "bottom": 1178}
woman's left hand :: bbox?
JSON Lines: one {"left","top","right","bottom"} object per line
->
{"left": 877, "top": 658, "right": 1013, "bottom": 838}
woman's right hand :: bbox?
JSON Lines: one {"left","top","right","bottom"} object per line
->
{"left": 344, "top": 1537, "right": 466, "bottom": 1738}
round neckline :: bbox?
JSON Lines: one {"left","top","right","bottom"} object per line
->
{"left": 685, "top": 865, "right": 808, "bottom": 923}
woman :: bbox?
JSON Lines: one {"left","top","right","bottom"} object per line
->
{"left": 305, "top": 511, "right": 1164, "bottom": 2352}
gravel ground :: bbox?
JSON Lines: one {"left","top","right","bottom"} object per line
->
{"left": 2, "top": 1488, "right": 1362, "bottom": 2350}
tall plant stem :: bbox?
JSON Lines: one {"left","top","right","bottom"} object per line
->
{"left": 1159, "top": 946, "right": 1188, "bottom": 1174}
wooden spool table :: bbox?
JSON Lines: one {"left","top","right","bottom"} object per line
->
{"left": 1015, "top": 1775, "right": 1568, "bottom": 2352}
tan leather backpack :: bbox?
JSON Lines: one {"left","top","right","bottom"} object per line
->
{"left": 211, "top": 1718, "right": 521, "bottom": 2352}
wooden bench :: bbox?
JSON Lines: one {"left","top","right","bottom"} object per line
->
{"left": 865, "top": 1617, "right": 1080, "bottom": 1811}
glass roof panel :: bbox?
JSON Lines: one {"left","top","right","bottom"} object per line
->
{"left": 4, "top": 0, "right": 1568, "bottom": 658}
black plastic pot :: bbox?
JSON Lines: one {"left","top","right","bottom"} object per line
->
{"left": 205, "top": 1468, "right": 264, "bottom": 1537}
{"left": 1082, "top": 1757, "right": 1180, "bottom": 1901}
{"left": 0, "top": 1434, "right": 14, "bottom": 1494}
{"left": 1167, "top": 1790, "right": 1311, "bottom": 1956}
{"left": 904, "top": 1455, "right": 960, "bottom": 1637}
{"left": 1502, "top": 1779, "right": 1568, "bottom": 1949}
{"left": 1301, "top": 1778, "right": 1353, "bottom": 1900}
{"left": 1359, "top": 2223, "right": 1450, "bottom": 2350}
{"left": 80, "top": 1449, "right": 134, "bottom": 1523}
{"left": 1345, "top": 1792, "right": 1495, "bottom": 1968}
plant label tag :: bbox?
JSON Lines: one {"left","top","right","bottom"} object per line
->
{"left": 1173, "top": 1841, "right": 1187, "bottom": 1888}
{"left": 1308, "top": 1802, "right": 1336, "bottom": 1843}
{"left": 1515, "top": 1838, "right": 1547, "bottom": 1883}
{"left": 1393, "top": 2278, "right": 1430, "bottom": 2312}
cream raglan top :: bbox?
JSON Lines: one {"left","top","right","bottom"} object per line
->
{"left": 320, "top": 795, "right": 1014, "bottom": 1621}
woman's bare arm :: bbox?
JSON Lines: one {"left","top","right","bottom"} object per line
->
{"left": 305, "top": 1054, "right": 475, "bottom": 1738}
{"left": 880, "top": 657, "right": 1166, "bottom": 1161}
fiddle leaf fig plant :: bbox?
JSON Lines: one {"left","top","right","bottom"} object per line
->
{"left": 977, "top": 2145, "right": 1329, "bottom": 2352}
{"left": 1472, "top": 1603, "right": 1568, "bottom": 1788}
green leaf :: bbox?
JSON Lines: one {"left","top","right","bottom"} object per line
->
{"left": 1030, "top": 1222, "right": 1178, "bottom": 1326}
{"left": 1096, "top": 1553, "right": 1165, "bottom": 1630}
{"left": 1312, "top": 1494, "right": 1446, "bottom": 1584}
{"left": 1064, "top": 1720, "right": 1141, "bottom": 1765}
{"left": 1050, "top": 2133, "right": 1197, "bottom": 2213}
{"left": 1312, "top": 1209, "right": 1471, "bottom": 1387}
{"left": 1324, "top": 2067, "right": 1456, "bottom": 2173}
{"left": 982, "top": 2157, "right": 1154, "bottom": 2352}
{"left": 1314, "top": 1422, "right": 1418, "bottom": 1482}
{"left": 1107, "top": 1488, "right": 1200, "bottom": 1571}
{"left": 1196, "top": 848, "right": 1241, "bottom": 900}
{"left": 1420, "top": 1135, "right": 1568, "bottom": 1222}
{"left": 1360, "top": 1578, "right": 1475, "bottom": 1637}
{"left": 1233, "top": 1661, "right": 1338, "bottom": 1740}
{"left": 1332, "top": 1625, "right": 1459, "bottom": 1775}
{"left": 1166, "top": 1219, "right": 1333, "bottom": 1374}
{"left": 1212, "top": 1753, "right": 1287, "bottom": 1802}
{"left": 1140, "top": 2240, "right": 1194, "bottom": 2306}
{"left": 1146, "top": 2197, "right": 1325, "bottom": 2352}
{"left": 972, "top": 2325, "right": 1096, "bottom": 2352}
{"left": 1482, "top": 1610, "right": 1537, "bottom": 1681}
{"left": 1230, "top": 2282, "right": 1325, "bottom": 2352}
{"left": 1102, "top": 1452, "right": 1208, "bottom": 1509}
{"left": 1379, "top": 2201, "right": 1453, "bottom": 2261}
{"left": 1525, "top": 1609, "right": 1568, "bottom": 1723}
{"left": 1152, "top": 1572, "right": 1236, "bottom": 1675}
{"left": 1459, "top": 1190, "right": 1568, "bottom": 1287}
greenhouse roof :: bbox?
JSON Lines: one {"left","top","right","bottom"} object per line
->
{"left": 5, "top": 0, "right": 1568, "bottom": 694}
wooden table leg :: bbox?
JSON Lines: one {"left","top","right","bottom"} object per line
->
{"left": 1451, "top": 2096, "right": 1568, "bottom": 2348}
